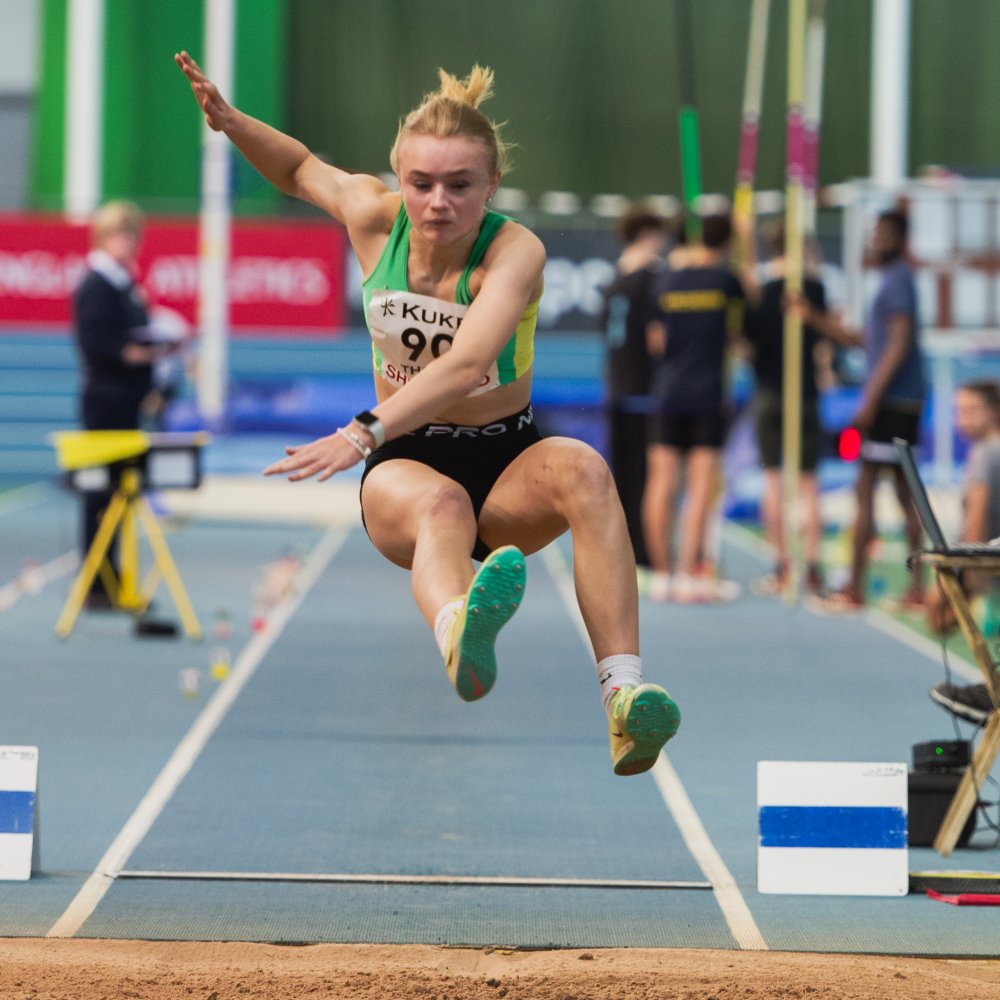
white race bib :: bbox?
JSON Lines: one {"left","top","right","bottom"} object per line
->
{"left": 367, "top": 289, "right": 498, "bottom": 395}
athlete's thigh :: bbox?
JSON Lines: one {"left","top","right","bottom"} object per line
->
{"left": 360, "top": 459, "right": 476, "bottom": 568}
{"left": 476, "top": 436, "right": 597, "bottom": 554}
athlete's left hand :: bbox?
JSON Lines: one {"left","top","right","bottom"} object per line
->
{"left": 263, "top": 431, "right": 363, "bottom": 482}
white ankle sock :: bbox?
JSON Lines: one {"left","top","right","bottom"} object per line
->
{"left": 597, "top": 654, "right": 643, "bottom": 715}
{"left": 434, "top": 598, "right": 465, "bottom": 656}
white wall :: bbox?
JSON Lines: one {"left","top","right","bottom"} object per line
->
{"left": 0, "top": 0, "right": 40, "bottom": 92}
{"left": 0, "top": 0, "right": 39, "bottom": 206}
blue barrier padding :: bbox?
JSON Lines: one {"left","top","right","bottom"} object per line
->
{"left": 0, "top": 791, "right": 34, "bottom": 834}
{"left": 759, "top": 805, "right": 906, "bottom": 849}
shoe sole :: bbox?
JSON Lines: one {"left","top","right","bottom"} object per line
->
{"left": 447, "top": 546, "right": 526, "bottom": 702}
{"left": 929, "top": 688, "right": 992, "bottom": 725}
{"left": 804, "top": 593, "right": 864, "bottom": 615}
{"left": 613, "top": 687, "right": 682, "bottom": 776}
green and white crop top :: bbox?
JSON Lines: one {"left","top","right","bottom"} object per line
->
{"left": 362, "top": 205, "right": 538, "bottom": 396}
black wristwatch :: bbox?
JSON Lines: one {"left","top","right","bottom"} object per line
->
{"left": 351, "top": 410, "right": 386, "bottom": 448}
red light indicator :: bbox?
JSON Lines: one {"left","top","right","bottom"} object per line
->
{"left": 838, "top": 426, "right": 861, "bottom": 462}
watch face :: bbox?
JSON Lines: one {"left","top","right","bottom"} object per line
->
{"left": 353, "top": 411, "right": 384, "bottom": 447}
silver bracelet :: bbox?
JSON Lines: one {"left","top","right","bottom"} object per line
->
{"left": 336, "top": 426, "right": 372, "bottom": 459}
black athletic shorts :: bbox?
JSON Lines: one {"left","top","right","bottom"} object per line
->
{"left": 860, "top": 400, "right": 923, "bottom": 464}
{"left": 359, "top": 403, "right": 542, "bottom": 561}
{"left": 754, "top": 388, "right": 822, "bottom": 472}
{"left": 647, "top": 409, "right": 728, "bottom": 452}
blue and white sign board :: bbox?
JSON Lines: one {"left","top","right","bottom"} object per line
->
{"left": 757, "top": 761, "right": 908, "bottom": 896}
{"left": 0, "top": 746, "right": 39, "bottom": 880}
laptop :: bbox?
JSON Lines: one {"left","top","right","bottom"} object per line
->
{"left": 894, "top": 437, "right": 1000, "bottom": 555}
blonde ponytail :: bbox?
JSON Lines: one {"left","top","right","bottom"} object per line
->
{"left": 435, "top": 65, "right": 494, "bottom": 108}
{"left": 390, "top": 66, "right": 510, "bottom": 176}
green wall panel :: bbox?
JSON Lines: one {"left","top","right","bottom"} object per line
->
{"left": 102, "top": 0, "right": 204, "bottom": 207}
{"left": 231, "top": 0, "right": 287, "bottom": 212}
{"left": 911, "top": 0, "right": 1000, "bottom": 174}
{"left": 29, "top": 1, "right": 1000, "bottom": 216}
{"left": 286, "top": 0, "right": 880, "bottom": 203}
{"left": 30, "top": 0, "right": 69, "bottom": 211}
{"left": 29, "top": 0, "right": 284, "bottom": 215}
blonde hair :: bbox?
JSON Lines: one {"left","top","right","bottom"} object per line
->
{"left": 389, "top": 66, "right": 510, "bottom": 176}
{"left": 91, "top": 200, "right": 144, "bottom": 248}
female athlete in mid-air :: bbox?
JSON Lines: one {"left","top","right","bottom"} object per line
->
{"left": 176, "top": 52, "right": 679, "bottom": 774}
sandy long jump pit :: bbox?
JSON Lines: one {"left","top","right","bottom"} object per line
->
{"left": 0, "top": 940, "right": 998, "bottom": 999}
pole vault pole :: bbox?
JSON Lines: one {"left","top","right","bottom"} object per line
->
{"left": 196, "top": 0, "right": 235, "bottom": 427}
{"left": 676, "top": 0, "right": 702, "bottom": 241}
{"left": 803, "top": 0, "right": 827, "bottom": 237}
{"left": 733, "top": 0, "right": 770, "bottom": 265}
{"left": 782, "top": 0, "right": 807, "bottom": 602}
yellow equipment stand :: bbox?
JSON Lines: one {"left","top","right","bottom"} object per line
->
{"left": 52, "top": 430, "right": 205, "bottom": 641}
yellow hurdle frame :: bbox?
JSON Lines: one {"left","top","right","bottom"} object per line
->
{"left": 52, "top": 435, "right": 203, "bottom": 641}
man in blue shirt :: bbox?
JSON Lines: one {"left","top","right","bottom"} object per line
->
{"left": 796, "top": 209, "right": 926, "bottom": 611}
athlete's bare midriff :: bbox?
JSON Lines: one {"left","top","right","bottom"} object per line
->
{"left": 373, "top": 368, "right": 532, "bottom": 426}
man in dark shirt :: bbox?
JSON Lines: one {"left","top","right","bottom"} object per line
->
{"left": 599, "top": 205, "right": 670, "bottom": 570}
{"left": 642, "top": 213, "right": 744, "bottom": 603}
{"left": 73, "top": 201, "right": 159, "bottom": 609}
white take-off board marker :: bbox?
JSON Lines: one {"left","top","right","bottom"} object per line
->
{"left": 757, "top": 761, "right": 908, "bottom": 896}
{"left": 0, "top": 746, "right": 39, "bottom": 880}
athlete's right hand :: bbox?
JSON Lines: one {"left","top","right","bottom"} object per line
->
{"left": 262, "top": 430, "right": 365, "bottom": 483}
{"left": 174, "top": 50, "right": 233, "bottom": 132}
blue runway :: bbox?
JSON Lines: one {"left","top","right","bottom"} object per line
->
{"left": 0, "top": 468, "right": 998, "bottom": 955}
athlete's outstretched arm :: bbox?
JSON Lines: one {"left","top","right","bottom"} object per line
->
{"left": 174, "top": 50, "right": 384, "bottom": 225}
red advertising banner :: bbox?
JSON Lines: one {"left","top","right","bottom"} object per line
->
{"left": 0, "top": 214, "right": 348, "bottom": 334}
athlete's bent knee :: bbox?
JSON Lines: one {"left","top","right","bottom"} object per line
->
{"left": 425, "top": 481, "right": 476, "bottom": 525}
{"left": 551, "top": 442, "right": 617, "bottom": 509}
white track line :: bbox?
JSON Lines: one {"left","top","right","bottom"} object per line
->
{"left": 538, "top": 543, "right": 768, "bottom": 951}
{"left": 864, "top": 606, "right": 982, "bottom": 684}
{"left": 0, "top": 550, "right": 79, "bottom": 613}
{"left": 724, "top": 520, "right": 983, "bottom": 683}
{"left": 0, "top": 481, "right": 54, "bottom": 516}
{"left": 650, "top": 758, "right": 767, "bottom": 950}
{"left": 46, "top": 526, "right": 348, "bottom": 939}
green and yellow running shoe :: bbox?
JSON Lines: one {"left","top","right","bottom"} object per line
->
{"left": 608, "top": 684, "right": 681, "bottom": 775}
{"left": 444, "top": 546, "right": 526, "bottom": 701}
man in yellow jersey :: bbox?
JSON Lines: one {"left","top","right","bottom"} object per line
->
{"left": 642, "top": 214, "right": 745, "bottom": 604}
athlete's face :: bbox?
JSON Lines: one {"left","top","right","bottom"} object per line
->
{"left": 397, "top": 135, "right": 499, "bottom": 245}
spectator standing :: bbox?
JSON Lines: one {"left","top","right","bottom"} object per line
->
{"left": 73, "top": 201, "right": 161, "bottom": 609}
{"left": 795, "top": 209, "right": 927, "bottom": 611}
{"left": 599, "top": 205, "right": 670, "bottom": 572}
{"left": 642, "top": 214, "right": 745, "bottom": 603}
